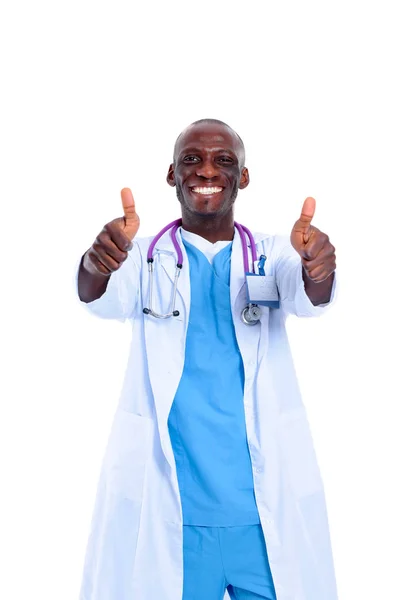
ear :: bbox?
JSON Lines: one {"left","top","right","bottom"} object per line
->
{"left": 166, "top": 163, "right": 176, "bottom": 187}
{"left": 238, "top": 167, "right": 250, "bottom": 190}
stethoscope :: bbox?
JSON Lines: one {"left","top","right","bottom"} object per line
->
{"left": 143, "top": 218, "right": 264, "bottom": 326}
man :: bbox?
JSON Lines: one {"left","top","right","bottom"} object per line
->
{"left": 76, "top": 118, "right": 338, "bottom": 600}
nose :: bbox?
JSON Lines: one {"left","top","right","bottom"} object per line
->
{"left": 195, "top": 158, "right": 219, "bottom": 180}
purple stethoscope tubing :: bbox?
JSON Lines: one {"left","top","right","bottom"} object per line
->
{"left": 147, "top": 219, "right": 184, "bottom": 266}
{"left": 143, "top": 219, "right": 259, "bottom": 320}
{"left": 147, "top": 219, "right": 257, "bottom": 269}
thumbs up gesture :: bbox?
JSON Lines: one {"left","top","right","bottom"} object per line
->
{"left": 83, "top": 188, "right": 140, "bottom": 276}
{"left": 290, "top": 197, "right": 336, "bottom": 283}
{"left": 120, "top": 187, "right": 141, "bottom": 241}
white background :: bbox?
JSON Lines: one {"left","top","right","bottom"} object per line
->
{"left": 1, "top": 1, "right": 399, "bottom": 599}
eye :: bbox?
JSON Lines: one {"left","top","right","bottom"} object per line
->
{"left": 218, "top": 156, "right": 234, "bottom": 164}
{"left": 183, "top": 156, "right": 200, "bottom": 163}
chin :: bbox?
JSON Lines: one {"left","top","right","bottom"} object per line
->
{"left": 177, "top": 189, "right": 235, "bottom": 218}
{"left": 188, "top": 196, "right": 229, "bottom": 214}
{"left": 189, "top": 204, "right": 226, "bottom": 218}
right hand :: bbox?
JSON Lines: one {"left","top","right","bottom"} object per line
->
{"left": 83, "top": 188, "right": 140, "bottom": 276}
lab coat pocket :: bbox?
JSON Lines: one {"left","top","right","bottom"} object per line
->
{"left": 105, "top": 409, "right": 153, "bottom": 502}
{"left": 280, "top": 408, "right": 323, "bottom": 498}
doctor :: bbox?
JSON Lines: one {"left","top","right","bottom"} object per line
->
{"left": 77, "top": 118, "right": 338, "bottom": 600}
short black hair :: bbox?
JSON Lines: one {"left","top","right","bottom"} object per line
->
{"left": 173, "top": 118, "right": 245, "bottom": 166}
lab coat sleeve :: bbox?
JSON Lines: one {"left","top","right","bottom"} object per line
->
{"left": 74, "top": 241, "right": 142, "bottom": 322}
{"left": 274, "top": 235, "right": 337, "bottom": 317}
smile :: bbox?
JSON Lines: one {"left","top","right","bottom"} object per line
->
{"left": 191, "top": 187, "right": 223, "bottom": 195}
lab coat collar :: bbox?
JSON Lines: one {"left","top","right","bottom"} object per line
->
{"left": 153, "top": 225, "right": 269, "bottom": 308}
{"left": 153, "top": 225, "right": 268, "bottom": 253}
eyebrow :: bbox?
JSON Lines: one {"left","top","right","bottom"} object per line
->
{"left": 179, "top": 147, "right": 236, "bottom": 156}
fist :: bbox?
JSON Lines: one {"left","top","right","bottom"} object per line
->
{"left": 290, "top": 197, "right": 336, "bottom": 283}
{"left": 83, "top": 188, "right": 140, "bottom": 276}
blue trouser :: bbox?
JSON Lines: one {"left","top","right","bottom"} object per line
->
{"left": 182, "top": 525, "right": 277, "bottom": 600}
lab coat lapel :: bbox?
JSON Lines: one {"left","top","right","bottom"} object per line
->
{"left": 155, "top": 228, "right": 190, "bottom": 311}
{"left": 230, "top": 227, "right": 247, "bottom": 308}
{"left": 143, "top": 228, "right": 190, "bottom": 470}
{"left": 230, "top": 228, "right": 270, "bottom": 368}
{"left": 230, "top": 227, "right": 271, "bottom": 305}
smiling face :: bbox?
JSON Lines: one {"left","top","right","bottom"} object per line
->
{"left": 167, "top": 122, "right": 249, "bottom": 221}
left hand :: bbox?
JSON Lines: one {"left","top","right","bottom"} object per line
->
{"left": 290, "top": 197, "right": 336, "bottom": 283}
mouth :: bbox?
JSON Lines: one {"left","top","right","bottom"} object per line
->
{"left": 190, "top": 186, "right": 224, "bottom": 196}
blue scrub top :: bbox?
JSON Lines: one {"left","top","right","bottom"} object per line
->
{"left": 167, "top": 238, "right": 260, "bottom": 526}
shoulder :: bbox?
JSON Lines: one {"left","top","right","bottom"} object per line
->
{"left": 132, "top": 235, "right": 155, "bottom": 252}
{"left": 253, "top": 232, "right": 292, "bottom": 257}
{"left": 128, "top": 234, "right": 157, "bottom": 262}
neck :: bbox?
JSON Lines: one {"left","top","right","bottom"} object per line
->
{"left": 181, "top": 211, "right": 235, "bottom": 243}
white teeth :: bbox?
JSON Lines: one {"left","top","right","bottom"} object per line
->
{"left": 192, "top": 187, "right": 223, "bottom": 194}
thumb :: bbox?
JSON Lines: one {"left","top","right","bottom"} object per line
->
{"left": 120, "top": 187, "right": 140, "bottom": 240}
{"left": 292, "top": 196, "right": 316, "bottom": 245}
{"left": 291, "top": 196, "right": 316, "bottom": 250}
{"left": 297, "top": 196, "right": 316, "bottom": 230}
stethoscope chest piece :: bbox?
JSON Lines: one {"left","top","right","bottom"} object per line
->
{"left": 241, "top": 303, "right": 262, "bottom": 326}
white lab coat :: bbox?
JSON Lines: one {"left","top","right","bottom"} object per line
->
{"left": 76, "top": 228, "right": 338, "bottom": 600}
